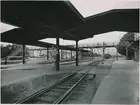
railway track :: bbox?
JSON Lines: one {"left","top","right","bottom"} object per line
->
{"left": 15, "top": 60, "right": 101, "bottom": 104}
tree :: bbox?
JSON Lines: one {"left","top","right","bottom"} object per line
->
{"left": 1, "top": 44, "right": 12, "bottom": 58}
{"left": 1, "top": 44, "right": 29, "bottom": 58}
{"left": 116, "top": 32, "right": 134, "bottom": 59}
{"left": 104, "top": 54, "right": 112, "bottom": 59}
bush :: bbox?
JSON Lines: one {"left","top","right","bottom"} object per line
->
{"left": 9, "top": 56, "right": 23, "bottom": 60}
{"left": 104, "top": 54, "right": 112, "bottom": 59}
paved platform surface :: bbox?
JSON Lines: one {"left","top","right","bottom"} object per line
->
{"left": 1, "top": 58, "right": 76, "bottom": 68}
{"left": 1, "top": 58, "right": 97, "bottom": 86}
{"left": 91, "top": 59, "right": 139, "bottom": 104}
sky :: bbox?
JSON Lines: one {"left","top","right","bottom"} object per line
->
{"left": 39, "top": 31, "right": 126, "bottom": 46}
{"left": 0, "top": 0, "right": 139, "bottom": 46}
{"left": 70, "top": 0, "right": 139, "bottom": 18}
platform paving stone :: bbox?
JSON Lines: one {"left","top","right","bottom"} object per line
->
{"left": 92, "top": 59, "right": 139, "bottom": 104}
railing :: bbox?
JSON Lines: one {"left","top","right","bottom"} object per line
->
{"left": 75, "top": 42, "right": 118, "bottom": 48}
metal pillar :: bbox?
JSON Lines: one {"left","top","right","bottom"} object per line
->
{"left": 92, "top": 48, "right": 94, "bottom": 60}
{"left": 103, "top": 42, "right": 105, "bottom": 61}
{"left": 40, "top": 48, "right": 41, "bottom": 57}
{"left": 56, "top": 37, "right": 60, "bottom": 71}
{"left": 81, "top": 49, "right": 83, "bottom": 60}
{"left": 47, "top": 47, "right": 49, "bottom": 60}
{"left": 33, "top": 50, "right": 35, "bottom": 59}
{"left": 90, "top": 48, "right": 92, "bottom": 60}
{"left": 76, "top": 40, "right": 79, "bottom": 66}
{"left": 71, "top": 50, "right": 72, "bottom": 59}
{"left": 126, "top": 47, "right": 128, "bottom": 60}
{"left": 5, "top": 57, "right": 7, "bottom": 65}
{"left": 103, "top": 47, "right": 105, "bottom": 61}
{"left": 66, "top": 50, "right": 67, "bottom": 59}
{"left": 22, "top": 44, "right": 26, "bottom": 64}
{"left": 61, "top": 49, "right": 63, "bottom": 59}
{"left": 116, "top": 48, "right": 118, "bottom": 60}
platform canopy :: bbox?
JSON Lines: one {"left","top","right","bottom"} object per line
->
{"left": 1, "top": 1, "right": 139, "bottom": 46}
{"left": 1, "top": 28, "right": 89, "bottom": 52}
{"left": 68, "top": 9, "right": 139, "bottom": 38}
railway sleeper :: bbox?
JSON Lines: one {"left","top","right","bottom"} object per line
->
{"left": 33, "top": 98, "right": 53, "bottom": 104}
{"left": 55, "top": 86, "right": 71, "bottom": 90}
{"left": 82, "top": 80, "right": 93, "bottom": 83}
{"left": 67, "top": 97, "right": 78, "bottom": 101}
{"left": 77, "top": 85, "right": 86, "bottom": 89}
{"left": 36, "top": 96, "right": 57, "bottom": 103}
{"left": 67, "top": 80, "right": 79, "bottom": 82}
{"left": 62, "top": 82, "right": 75, "bottom": 85}
{"left": 43, "top": 91, "right": 64, "bottom": 96}
{"left": 42, "top": 93, "right": 61, "bottom": 98}
{"left": 74, "top": 88, "right": 85, "bottom": 91}
{"left": 64, "top": 81, "right": 77, "bottom": 84}
{"left": 80, "top": 83, "right": 89, "bottom": 86}
{"left": 71, "top": 91, "right": 85, "bottom": 95}
{"left": 51, "top": 88, "right": 67, "bottom": 93}
{"left": 60, "top": 84, "right": 73, "bottom": 86}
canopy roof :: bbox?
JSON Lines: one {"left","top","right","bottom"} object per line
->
{"left": 1, "top": 28, "right": 89, "bottom": 52}
{"left": 1, "top": 1, "right": 85, "bottom": 40}
{"left": 69, "top": 9, "right": 139, "bottom": 38}
{"left": 1, "top": 1, "right": 139, "bottom": 47}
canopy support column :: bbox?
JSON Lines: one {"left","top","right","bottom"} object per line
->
{"left": 66, "top": 50, "right": 67, "bottom": 59}
{"left": 61, "top": 49, "right": 63, "bottom": 59}
{"left": 56, "top": 37, "right": 60, "bottom": 71}
{"left": 103, "top": 47, "right": 105, "bottom": 61}
{"left": 92, "top": 48, "right": 93, "bottom": 60}
{"left": 22, "top": 44, "right": 26, "bottom": 64}
{"left": 71, "top": 50, "right": 72, "bottom": 59}
{"left": 47, "top": 47, "right": 49, "bottom": 60}
{"left": 76, "top": 40, "right": 79, "bottom": 66}
{"left": 5, "top": 57, "right": 7, "bottom": 65}
{"left": 116, "top": 48, "right": 118, "bottom": 60}
{"left": 126, "top": 47, "right": 128, "bottom": 60}
{"left": 103, "top": 42, "right": 105, "bottom": 61}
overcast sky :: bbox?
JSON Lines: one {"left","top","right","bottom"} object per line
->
{"left": 39, "top": 31, "right": 126, "bottom": 46}
{"left": 0, "top": 0, "right": 139, "bottom": 46}
{"left": 70, "top": 0, "right": 139, "bottom": 18}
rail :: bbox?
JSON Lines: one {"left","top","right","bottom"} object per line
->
{"left": 15, "top": 60, "right": 101, "bottom": 104}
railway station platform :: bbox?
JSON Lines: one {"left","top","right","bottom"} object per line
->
{"left": 1, "top": 58, "right": 78, "bottom": 68}
{"left": 1, "top": 58, "right": 100, "bottom": 103}
{"left": 1, "top": 59, "right": 93, "bottom": 85}
{"left": 91, "top": 59, "right": 139, "bottom": 104}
